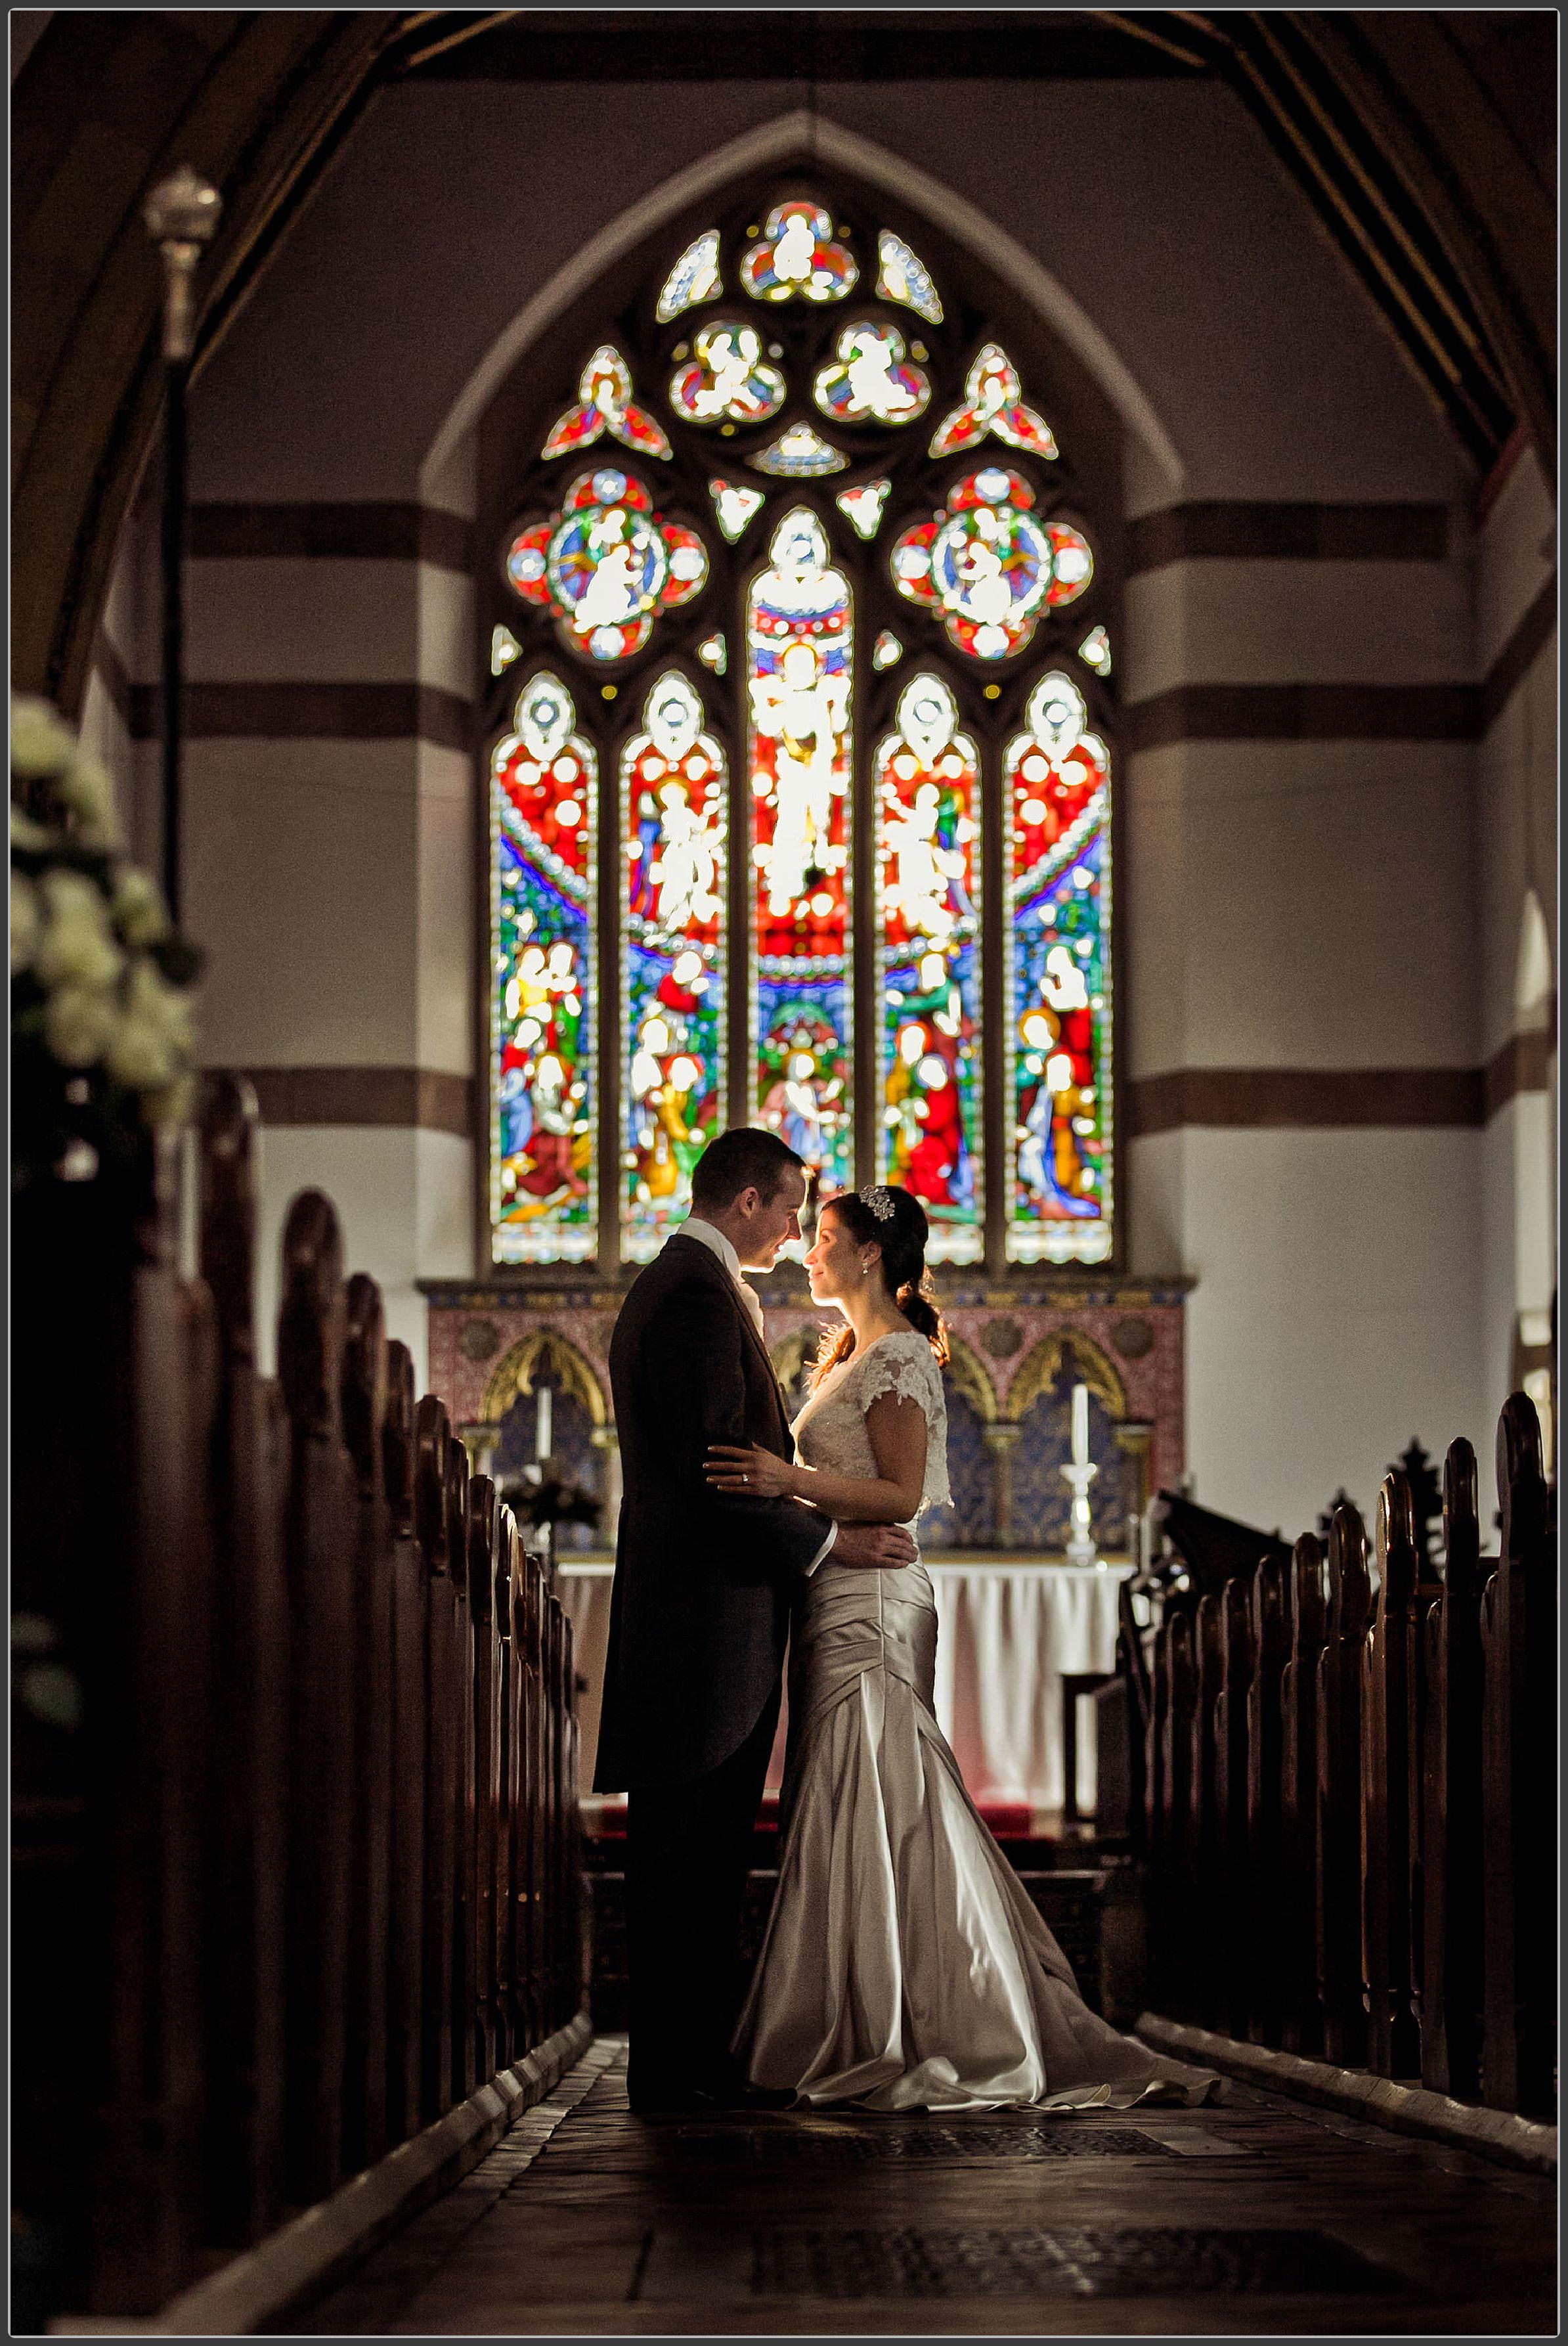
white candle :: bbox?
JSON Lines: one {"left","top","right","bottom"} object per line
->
{"left": 1071, "top": 1381, "right": 1089, "bottom": 1467}
{"left": 535, "top": 1384, "right": 552, "bottom": 1465}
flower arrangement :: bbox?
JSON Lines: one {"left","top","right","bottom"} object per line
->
{"left": 11, "top": 694, "right": 202, "bottom": 1196}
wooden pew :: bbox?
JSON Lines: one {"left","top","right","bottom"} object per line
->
{"left": 341, "top": 1273, "right": 391, "bottom": 2173}
{"left": 278, "top": 1192, "right": 357, "bottom": 2208}
{"left": 1362, "top": 1471, "right": 1426, "bottom": 2078}
{"left": 12, "top": 1082, "right": 587, "bottom": 2327}
{"left": 1245, "top": 1554, "right": 1290, "bottom": 2046}
{"left": 383, "top": 1342, "right": 425, "bottom": 2148}
{"left": 1156, "top": 1609, "right": 1198, "bottom": 2018}
{"left": 1279, "top": 1536, "right": 1326, "bottom": 2055}
{"left": 416, "top": 1398, "right": 456, "bottom": 2123}
{"left": 198, "top": 1077, "right": 287, "bottom": 2247}
{"left": 447, "top": 1437, "right": 478, "bottom": 2108}
{"left": 470, "top": 1474, "right": 504, "bottom": 2089}
{"left": 1213, "top": 1577, "right": 1254, "bottom": 2041}
{"left": 1317, "top": 1502, "right": 1371, "bottom": 2069}
{"left": 1481, "top": 1393, "right": 1556, "bottom": 2116}
{"left": 1187, "top": 1595, "right": 1225, "bottom": 2031}
{"left": 1418, "top": 1436, "right": 1484, "bottom": 2097}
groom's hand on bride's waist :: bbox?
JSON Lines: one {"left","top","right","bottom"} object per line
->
{"left": 832, "top": 1522, "right": 917, "bottom": 1570}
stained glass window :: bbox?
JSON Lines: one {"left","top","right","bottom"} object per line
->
{"left": 1005, "top": 673, "right": 1113, "bottom": 1264}
{"left": 486, "top": 187, "right": 1115, "bottom": 1272}
{"left": 748, "top": 509, "right": 854, "bottom": 1199}
{"left": 875, "top": 675, "right": 982, "bottom": 1261}
{"left": 621, "top": 671, "right": 728, "bottom": 1259}
{"left": 490, "top": 671, "right": 597, "bottom": 1262}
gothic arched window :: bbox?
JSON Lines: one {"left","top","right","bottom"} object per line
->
{"left": 485, "top": 188, "right": 1116, "bottom": 1275}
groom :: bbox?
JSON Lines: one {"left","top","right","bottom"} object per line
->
{"left": 596, "top": 1126, "right": 916, "bottom": 2112}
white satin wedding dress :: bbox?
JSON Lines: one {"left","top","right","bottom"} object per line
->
{"left": 733, "top": 1329, "right": 1219, "bottom": 2112}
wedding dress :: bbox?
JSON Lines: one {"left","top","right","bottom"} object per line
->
{"left": 733, "top": 1329, "right": 1219, "bottom": 2112}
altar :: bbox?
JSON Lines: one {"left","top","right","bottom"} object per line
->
{"left": 558, "top": 1552, "right": 1132, "bottom": 1826}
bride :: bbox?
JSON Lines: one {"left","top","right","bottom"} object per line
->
{"left": 705, "top": 1180, "right": 1218, "bottom": 2113}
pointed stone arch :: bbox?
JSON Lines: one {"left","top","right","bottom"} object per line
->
{"left": 481, "top": 1326, "right": 608, "bottom": 1428}
{"left": 943, "top": 1329, "right": 999, "bottom": 1425}
{"left": 1005, "top": 1328, "right": 1127, "bottom": 1424}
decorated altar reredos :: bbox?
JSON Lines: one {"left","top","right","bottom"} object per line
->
{"left": 427, "top": 1273, "right": 1187, "bottom": 1819}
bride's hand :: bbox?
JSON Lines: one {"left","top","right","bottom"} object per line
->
{"left": 705, "top": 1443, "right": 796, "bottom": 1499}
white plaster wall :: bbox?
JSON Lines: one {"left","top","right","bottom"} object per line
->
{"left": 182, "top": 737, "right": 422, "bottom": 1067}
{"left": 250, "top": 1124, "right": 431, "bottom": 1392}
{"left": 1123, "top": 740, "right": 1479, "bottom": 1077}
{"left": 1124, "top": 557, "right": 1473, "bottom": 699}
{"left": 1472, "top": 445, "right": 1557, "bottom": 1439}
{"left": 1169, "top": 1126, "right": 1488, "bottom": 1536}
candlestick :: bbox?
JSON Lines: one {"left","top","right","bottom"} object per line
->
{"left": 1071, "top": 1381, "right": 1089, "bottom": 1467}
{"left": 534, "top": 1383, "right": 552, "bottom": 1465}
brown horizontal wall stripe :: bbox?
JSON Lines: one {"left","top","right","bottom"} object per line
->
{"left": 1481, "top": 572, "right": 1556, "bottom": 732}
{"left": 1126, "top": 501, "right": 1450, "bottom": 574}
{"left": 1127, "top": 1066, "right": 1485, "bottom": 1136}
{"left": 1484, "top": 1024, "right": 1556, "bottom": 1122}
{"left": 129, "top": 681, "right": 471, "bottom": 750}
{"left": 187, "top": 501, "right": 471, "bottom": 571}
{"left": 223, "top": 1054, "right": 1554, "bottom": 1143}
{"left": 1125, "top": 682, "right": 1480, "bottom": 749}
{"left": 226, "top": 1066, "right": 474, "bottom": 1137}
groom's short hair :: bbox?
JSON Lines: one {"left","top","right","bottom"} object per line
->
{"left": 690, "top": 1127, "right": 807, "bottom": 1210}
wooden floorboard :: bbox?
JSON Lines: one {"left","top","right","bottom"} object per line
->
{"left": 290, "top": 2037, "right": 1557, "bottom": 2335}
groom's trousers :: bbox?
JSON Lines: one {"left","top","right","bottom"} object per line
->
{"left": 624, "top": 1685, "right": 781, "bottom": 2106}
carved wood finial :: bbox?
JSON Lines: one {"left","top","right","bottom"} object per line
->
{"left": 1375, "top": 1469, "right": 1420, "bottom": 1617}
{"left": 341, "top": 1273, "right": 387, "bottom": 1497}
{"left": 383, "top": 1340, "right": 417, "bottom": 1536}
{"left": 1441, "top": 1436, "right": 1479, "bottom": 1601}
{"left": 277, "top": 1190, "right": 345, "bottom": 1438}
{"left": 415, "top": 1393, "right": 450, "bottom": 1574}
{"left": 1326, "top": 1500, "right": 1372, "bottom": 1639}
{"left": 1288, "top": 1533, "right": 1327, "bottom": 1658}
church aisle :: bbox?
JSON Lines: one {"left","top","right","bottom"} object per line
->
{"left": 291, "top": 2038, "right": 1555, "bottom": 2335}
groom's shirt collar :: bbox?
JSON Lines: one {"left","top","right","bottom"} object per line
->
{"left": 681, "top": 1215, "right": 743, "bottom": 1285}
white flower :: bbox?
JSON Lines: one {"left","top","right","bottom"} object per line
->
{"left": 35, "top": 870, "right": 124, "bottom": 990}
{"left": 11, "top": 870, "right": 41, "bottom": 974}
{"left": 106, "top": 1009, "right": 178, "bottom": 1090}
{"left": 125, "top": 952, "right": 194, "bottom": 1053}
{"left": 10, "top": 696, "right": 76, "bottom": 782}
{"left": 10, "top": 804, "right": 50, "bottom": 851}
{"left": 45, "top": 983, "right": 120, "bottom": 1068}
{"left": 111, "top": 868, "right": 169, "bottom": 947}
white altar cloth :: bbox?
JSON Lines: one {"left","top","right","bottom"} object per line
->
{"left": 559, "top": 1557, "right": 1131, "bottom": 1821}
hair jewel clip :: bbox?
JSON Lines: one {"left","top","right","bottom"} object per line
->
{"left": 859, "top": 1183, "right": 897, "bottom": 1222}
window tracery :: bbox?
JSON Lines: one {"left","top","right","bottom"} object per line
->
{"left": 486, "top": 187, "right": 1116, "bottom": 1273}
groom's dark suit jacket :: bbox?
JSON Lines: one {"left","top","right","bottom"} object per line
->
{"left": 594, "top": 1232, "right": 833, "bottom": 1791}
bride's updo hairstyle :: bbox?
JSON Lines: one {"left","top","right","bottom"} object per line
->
{"left": 811, "top": 1183, "right": 949, "bottom": 1386}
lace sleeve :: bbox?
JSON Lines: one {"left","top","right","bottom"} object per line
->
{"left": 850, "top": 1335, "right": 951, "bottom": 1513}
